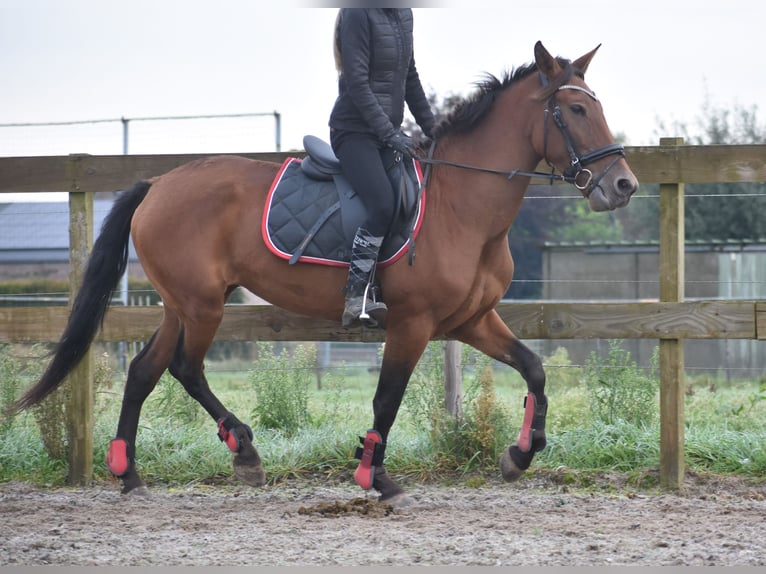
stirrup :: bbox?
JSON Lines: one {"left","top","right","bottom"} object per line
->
{"left": 359, "top": 282, "right": 373, "bottom": 321}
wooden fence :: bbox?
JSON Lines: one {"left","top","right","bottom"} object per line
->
{"left": 2, "top": 141, "right": 766, "bottom": 488}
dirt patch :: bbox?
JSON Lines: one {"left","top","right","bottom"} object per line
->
{"left": 1, "top": 471, "right": 764, "bottom": 566}
{"left": 298, "top": 497, "right": 395, "bottom": 518}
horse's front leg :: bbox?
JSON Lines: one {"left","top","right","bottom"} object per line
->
{"left": 452, "top": 310, "right": 548, "bottom": 482}
{"left": 354, "top": 326, "right": 430, "bottom": 506}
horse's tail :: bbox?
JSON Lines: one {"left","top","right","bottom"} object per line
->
{"left": 11, "top": 180, "right": 153, "bottom": 412}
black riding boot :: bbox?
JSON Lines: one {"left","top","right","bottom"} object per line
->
{"left": 342, "top": 227, "right": 387, "bottom": 328}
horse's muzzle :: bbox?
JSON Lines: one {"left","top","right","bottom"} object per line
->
{"left": 587, "top": 166, "right": 639, "bottom": 212}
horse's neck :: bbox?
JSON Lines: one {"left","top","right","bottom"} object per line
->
{"left": 431, "top": 91, "right": 541, "bottom": 237}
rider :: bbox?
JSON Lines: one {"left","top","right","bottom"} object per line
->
{"left": 329, "top": 8, "right": 435, "bottom": 327}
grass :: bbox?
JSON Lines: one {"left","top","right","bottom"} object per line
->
{"left": 1, "top": 342, "right": 765, "bottom": 488}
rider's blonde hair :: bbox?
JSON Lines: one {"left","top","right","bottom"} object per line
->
{"left": 333, "top": 11, "right": 343, "bottom": 74}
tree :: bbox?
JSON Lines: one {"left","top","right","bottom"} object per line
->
{"left": 403, "top": 91, "right": 464, "bottom": 142}
{"left": 616, "top": 97, "right": 766, "bottom": 243}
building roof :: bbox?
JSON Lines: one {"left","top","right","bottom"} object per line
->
{"left": 0, "top": 200, "right": 138, "bottom": 262}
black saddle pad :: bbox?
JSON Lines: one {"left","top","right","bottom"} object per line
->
{"left": 262, "top": 156, "right": 426, "bottom": 268}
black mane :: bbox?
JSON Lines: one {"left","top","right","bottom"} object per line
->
{"left": 431, "top": 57, "right": 575, "bottom": 140}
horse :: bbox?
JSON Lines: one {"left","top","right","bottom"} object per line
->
{"left": 13, "top": 41, "right": 638, "bottom": 505}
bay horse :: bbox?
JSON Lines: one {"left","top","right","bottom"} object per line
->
{"left": 14, "top": 41, "right": 637, "bottom": 505}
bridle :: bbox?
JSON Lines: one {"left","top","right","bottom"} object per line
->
{"left": 416, "top": 72, "right": 625, "bottom": 199}
{"left": 543, "top": 82, "right": 625, "bottom": 197}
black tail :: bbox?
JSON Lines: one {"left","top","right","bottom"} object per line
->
{"left": 12, "top": 181, "right": 152, "bottom": 412}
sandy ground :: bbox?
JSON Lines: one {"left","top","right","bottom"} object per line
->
{"left": 1, "top": 471, "right": 764, "bottom": 567}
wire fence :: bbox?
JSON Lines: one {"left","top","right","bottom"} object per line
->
{"left": 0, "top": 112, "right": 282, "bottom": 157}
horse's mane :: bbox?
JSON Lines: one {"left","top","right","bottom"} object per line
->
{"left": 431, "top": 57, "right": 578, "bottom": 140}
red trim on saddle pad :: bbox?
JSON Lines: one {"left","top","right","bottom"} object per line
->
{"left": 261, "top": 157, "right": 427, "bottom": 268}
{"left": 106, "top": 438, "right": 129, "bottom": 477}
{"left": 262, "top": 158, "right": 314, "bottom": 263}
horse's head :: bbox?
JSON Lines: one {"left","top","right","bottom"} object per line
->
{"left": 532, "top": 41, "right": 638, "bottom": 212}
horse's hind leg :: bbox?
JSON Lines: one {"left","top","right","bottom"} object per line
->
{"left": 167, "top": 320, "right": 265, "bottom": 488}
{"left": 108, "top": 303, "right": 263, "bottom": 493}
{"left": 452, "top": 310, "right": 548, "bottom": 482}
{"left": 108, "top": 312, "right": 182, "bottom": 494}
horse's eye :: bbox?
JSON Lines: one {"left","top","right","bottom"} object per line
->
{"left": 570, "top": 104, "right": 586, "bottom": 116}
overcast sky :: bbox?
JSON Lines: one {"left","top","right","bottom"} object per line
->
{"left": 2, "top": 1, "right": 765, "bottom": 161}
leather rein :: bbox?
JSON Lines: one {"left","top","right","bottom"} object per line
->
{"left": 416, "top": 76, "right": 625, "bottom": 199}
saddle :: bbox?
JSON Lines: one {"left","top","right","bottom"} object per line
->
{"left": 262, "top": 135, "right": 426, "bottom": 268}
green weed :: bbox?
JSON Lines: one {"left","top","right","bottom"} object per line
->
{"left": 0, "top": 345, "right": 24, "bottom": 434}
{"left": 403, "top": 342, "right": 513, "bottom": 472}
{"left": 583, "top": 340, "right": 659, "bottom": 426}
{"left": 149, "top": 372, "right": 201, "bottom": 425}
{"left": 248, "top": 342, "right": 313, "bottom": 435}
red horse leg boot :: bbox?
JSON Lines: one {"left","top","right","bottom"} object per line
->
{"left": 106, "top": 438, "right": 129, "bottom": 477}
{"left": 354, "top": 429, "right": 385, "bottom": 490}
{"left": 217, "top": 414, "right": 254, "bottom": 453}
{"left": 516, "top": 393, "right": 548, "bottom": 453}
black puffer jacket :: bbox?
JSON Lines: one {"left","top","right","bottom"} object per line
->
{"left": 329, "top": 8, "right": 434, "bottom": 141}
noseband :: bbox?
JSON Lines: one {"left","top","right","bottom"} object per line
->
{"left": 543, "top": 82, "right": 625, "bottom": 197}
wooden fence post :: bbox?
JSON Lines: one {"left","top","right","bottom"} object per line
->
{"left": 444, "top": 340, "right": 462, "bottom": 419}
{"left": 66, "top": 155, "right": 95, "bottom": 485}
{"left": 658, "top": 137, "right": 685, "bottom": 489}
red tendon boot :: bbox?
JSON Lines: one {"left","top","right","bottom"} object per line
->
{"left": 354, "top": 429, "right": 385, "bottom": 490}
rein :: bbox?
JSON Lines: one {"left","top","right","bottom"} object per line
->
{"left": 417, "top": 144, "right": 571, "bottom": 186}
{"left": 416, "top": 77, "right": 625, "bottom": 198}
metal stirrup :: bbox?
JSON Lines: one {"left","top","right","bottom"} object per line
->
{"left": 359, "top": 261, "right": 379, "bottom": 321}
{"left": 359, "top": 282, "right": 372, "bottom": 321}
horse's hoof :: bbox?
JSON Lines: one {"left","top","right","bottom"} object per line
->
{"left": 380, "top": 491, "right": 415, "bottom": 508}
{"left": 233, "top": 458, "right": 266, "bottom": 487}
{"left": 233, "top": 464, "right": 266, "bottom": 487}
{"left": 123, "top": 485, "right": 151, "bottom": 497}
{"left": 499, "top": 447, "right": 524, "bottom": 482}
{"left": 120, "top": 474, "right": 149, "bottom": 496}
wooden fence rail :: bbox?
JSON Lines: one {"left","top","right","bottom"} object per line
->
{"left": 0, "top": 300, "right": 762, "bottom": 343}
{"left": 2, "top": 142, "right": 766, "bottom": 488}
{"left": 2, "top": 144, "right": 766, "bottom": 196}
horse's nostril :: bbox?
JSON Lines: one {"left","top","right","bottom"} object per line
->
{"left": 618, "top": 177, "right": 638, "bottom": 195}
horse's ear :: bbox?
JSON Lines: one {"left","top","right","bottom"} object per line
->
{"left": 572, "top": 44, "right": 601, "bottom": 75}
{"left": 534, "top": 41, "right": 561, "bottom": 78}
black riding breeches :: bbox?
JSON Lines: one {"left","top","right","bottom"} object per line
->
{"left": 331, "top": 131, "right": 396, "bottom": 238}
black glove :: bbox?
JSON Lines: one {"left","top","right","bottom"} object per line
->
{"left": 385, "top": 131, "right": 416, "bottom": 158}
{"left": 420, "top": 120, "right": 435, "bottom": 140}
